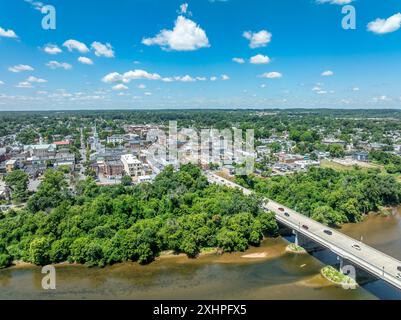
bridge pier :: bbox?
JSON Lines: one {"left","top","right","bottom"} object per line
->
{"left": 338, "top": 256, "right": 344, "bottom": 271}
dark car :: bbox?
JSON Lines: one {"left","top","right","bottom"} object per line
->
{"left": 284, "top": 212, "right": 290, "bottom": 217}
{"left": 302, "top": 225, "right": 309, "bottom": 230}
{"left": 324, "top": 230, "right": 333, "bottom": 236}
{"left": 352, "top": 244, "right": 361, "bottom": 251}
{"left": 278, "top": 207, "right": 285, "bottom": 212}
{"left": 398, "top": 266, "right": 401, "bottom": 272}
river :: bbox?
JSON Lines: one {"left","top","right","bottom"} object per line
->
{"left": 1, "top": 209, "right": 400, "bottom": 300}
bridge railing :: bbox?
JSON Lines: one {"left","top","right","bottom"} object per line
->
{"left": 275, "top": 212, "right": 401, "bottom": 288}
{"left": 207, "top": 172, "right": 401, "bottom": 288}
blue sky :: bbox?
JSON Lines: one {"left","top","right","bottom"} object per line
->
{"left": 1, "top": 0, "right": 401, "bottom": 110}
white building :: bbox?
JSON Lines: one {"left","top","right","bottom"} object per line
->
{"left": 121, "top": 154, "right": 143, "bottom": 177}
{"left": 107, "top": 135, "right": 125, "bottom": 145}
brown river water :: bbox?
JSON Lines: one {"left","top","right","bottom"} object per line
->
{"left": 1, "top": 209, "right": 401, "bottom": 300}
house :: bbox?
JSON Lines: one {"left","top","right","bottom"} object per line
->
{"left": 138, "top": 175, "right": 154, "bottom": 184}
{"left": 0, "top": 148, "right": 8, "bottom": 163}
{"left": 322, "top": 138, "right": 347, "bottom": 146}
{"left": 107, "top": 135, "right": 125, "bottom": 145}
{"left": 24, "top": 144, "right": 56, "bottom": 158}
{"left": 369, "top": 143, "right": 386, "bottom": 151}
{"left": 5, "top": 159, "right": 17, "bottom": 173}
{"left": 353, "top": 151, "right": 369, "bottom": 162}
{"left": 103, "top": 160, "right": 124, "bottom": 178}
{"left": 54, "top": 140, "right": 71, "bottom": 150}
{"left": 121, "top": 154, "right": 143, "bottom": 177}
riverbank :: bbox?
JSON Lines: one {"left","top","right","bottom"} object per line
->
{"left": 7, "top": 238, "right": 285, "bottom": 270}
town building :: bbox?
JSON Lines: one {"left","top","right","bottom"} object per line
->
{"left": 121, "top": 154, "right": 143, "bottom": 177}
{"left": 103, "top": 160, "right": 124, "bottom": 178}
{"left": 353, "top": 151, "right": 369, "bottom": 162}
{"left": 107, "top": 135, "right": 125, "bottom": 145}
{"left": 5, "top": 159, "right": 17, "bottom": 173}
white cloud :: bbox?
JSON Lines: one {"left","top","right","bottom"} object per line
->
{"left": 16, "top": 81, "right": 33, "bottom": 88}
{"left": 316, "top": 90, "right": 327, "bottom": 94}
{"left": 78, "top": 56, "right": 94, "bottom": 65}
{"left": 312, "top": 86, "right": 322, "bottom": 91}
{"left": 102, "top": 72, "right": 122, "bottom": 83}
{"left": 91, "top": 41, "right": 115, "bottom": 58}
{"left": 367, "top": 13, "right": 401, "bottom": 34}
{"left": 321, "top": 70, "right": 334, "bottom": 76}
{"left": 243, "top": 30, "right": 272, "bottom": 48}
{"left": 176, "top": 75, "right": 196, "bottom": 82}
{"left": 221, "top": 74, "right": 230, "bottom": 80}
{"left": 46, "top": 61, "right": 72, "bottom": 70}
{"left": 259, "top": 72, "right": 282, "bottom": 79}
{"left": 0, "top": 81, "right": 4, "bottom": 85}
{"left": 102, "top": 69, "right": 162, "bottom": 83}
{"left": 142, "top": 16, "right": 210, "bottom": 51}
{"left": 24, "top": 0, "right": 44, "bottom": 11}
{"left": 250, "top": 54, "right": 271, "bottom": 64}
{"left": 232, "top": 57, "right": 245, "bottom": 64}
{"left": 352, "top": 87, "right": 360, "bottom": 91}
{"left": 180, "top": 3, "right": 189, "bottom": 14}
{"left": 374, "top": 95, "right": 391, "bottom": 102}
{"left": 162, "top": 77, "right": 174, "bottom": 82}
{"left": 316, "top": 0, "right": 353, "bottom": 5}
{"left": 0, "top": 26, "right": 18, "bottom": 38}
{"left": 27, "top": 76, "right": 47, "bottom": 83}
{"left": 63, "top": 39, "right": 90, "bottom": 53}
{"left": 43, "top": 44, "right": 62, "bottom": 55}
{"left": 104, "top": 70, "right": 216, "bottom": 85}
{"left": 144, "top": 92, "right": 152, "bottom": 96}
{"left": 112, "top": 84, "right": 128, "bottom": 91}
{"left": 123, "top": 70, "right": 162, "bottom": 82}
{"left": 8, "top": 64, "right": 34, "bottom": 73}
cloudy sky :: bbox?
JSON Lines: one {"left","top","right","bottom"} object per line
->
{"left": 1, "top": 0, "right": 401, "bottom": 110}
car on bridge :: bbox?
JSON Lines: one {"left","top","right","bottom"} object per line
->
{"left": 352, "top": 244, "right": 362, "bottom": 251}
{"left": 278, "top": 207, "right": 285, "bottom": 212}
{"left": 284, "top": 212, "right": 290, "bottom": 217}
{"left": 323, "top": 230, "right": 333, "bottom": 236}
{"left": 302, "top": 225, "right": 309, "bottom": 230}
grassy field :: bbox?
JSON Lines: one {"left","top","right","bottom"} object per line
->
{"left": 321, "top": 159, "right": 401, "bottom": 181}
{"left": 320, "top": 159, "right": 384, "bottom": 172}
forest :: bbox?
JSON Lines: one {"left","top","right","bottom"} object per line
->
{"left": 236, "top": 167, "right": 401, "bottom": 226}
{"left": 0, "top": 165, "right": 278, "bottom": 268}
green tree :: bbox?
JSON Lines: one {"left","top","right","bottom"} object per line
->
{"left": 5, "top": 170, "right": 29, "bottom": 203}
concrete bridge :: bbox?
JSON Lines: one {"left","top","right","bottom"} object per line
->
{"left": 206, "top": 172, "right": 401, "bottom": 291}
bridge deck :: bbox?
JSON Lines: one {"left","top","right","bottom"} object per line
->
{"left": 206, "top": 172, "right": 401, "bottom": 290}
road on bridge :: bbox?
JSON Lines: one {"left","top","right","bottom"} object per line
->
{"left": 206, "top": 171, "right": 401, "bottom": 290}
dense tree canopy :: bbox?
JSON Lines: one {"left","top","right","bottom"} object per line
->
{"left": 237, "top": 167, "right": 401, "bottom": 226}
{"left": 0, "top": 165, "right": 278, "bottom": 268}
